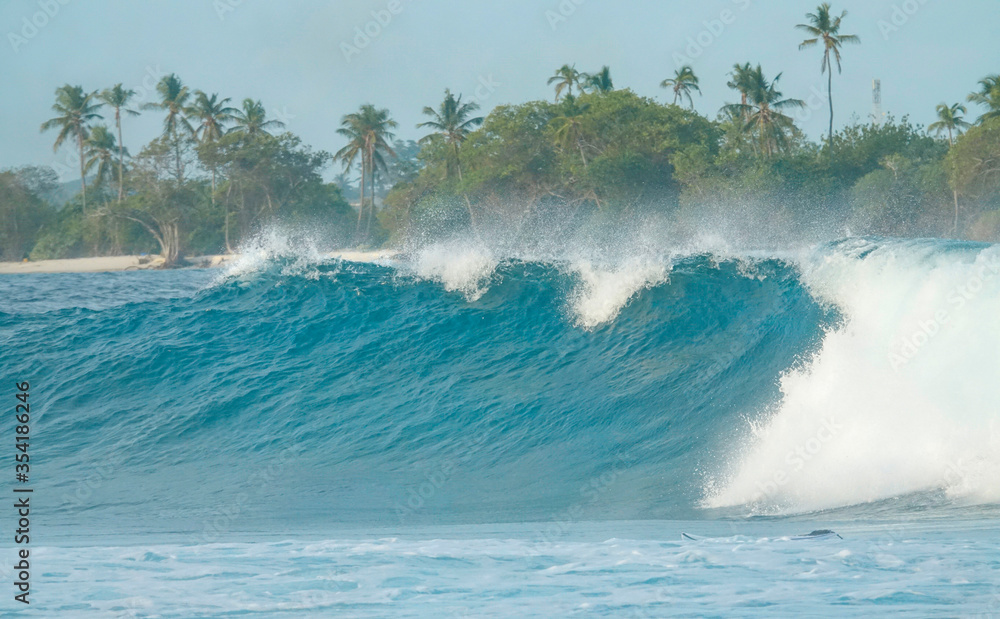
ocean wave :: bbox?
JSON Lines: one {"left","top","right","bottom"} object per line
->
{"left": 2, "top": 237, "right": 997, "bottom": 529}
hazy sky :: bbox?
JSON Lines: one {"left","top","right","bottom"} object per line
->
{"left": 2, "top": 0, "right": 998, "bottom": 181}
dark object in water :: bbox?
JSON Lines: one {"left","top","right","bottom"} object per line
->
{"left": 792, "top": 529, "right": 843, "bottom": 540}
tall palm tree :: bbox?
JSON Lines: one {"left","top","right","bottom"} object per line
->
{"left": 550, "top": 94, "right": 591, "bottom": 169}
{"left": 334, "top": 119, "right": 366, "bottom": 229}
{"left": 230, "top": 98, "right": 285, "bottom": 138}
{"left": 721, "top": 68, "right": 805, "bottom": 158}
{"left": 417, "top": 89, "right": 483, "bottom": 182}
{"left": 188, "top": 91, "right": 237, "bottom": 202}
{"left": 83, "top": 125, "right": 125, "bottom": 194}
{"left": 142, "top": 73, "right": 193, "bottom": 182}
{"left": 547, "top": 64, "right": 583, "bottom": 102}
{"left": 661, "top": 65, "right": 701, "bottom": 108}
{"left": 40, "top": 85, "right": 103, "bottom": 211}
{"left": 336, "top": 105, "right": 397, "bottom": 237}
{"left": 98, "top": 84, "right": 139, "bottom": 203}
{"left": 418, "top": 90, "right": 484, "bottom": 233}
{"left": 797, "top": 3, "right": 860, "bottom": 149}
{"left": 928, "top": 103, "right": 971, "bottom": 146}
{"left": 967, "top": 75, "right": 1000, "bottom": 124}
{"left": 726, "top": 63, "right": 755, "bottom": 113}
{"left": 929, "top": 102, "right": 973, "bottom": 236}
{"left": 582, "top": 66, "right": 614, "bottom": 94}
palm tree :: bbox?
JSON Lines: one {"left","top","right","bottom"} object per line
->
{"left": 726, "top": 63, "right": 755, "bottom": 113}
{"left": 797, "top": 3, "right": 860, "bottom": 149}
{"left": 40, "top": 85, "right": 103, "bottom": 211}
{"left": 417, "top": 89, "right": 484, "bottom": 182}
{"left": 83, "top": 125, "right": 125, "bottom": 194}
{"left": 928, "top": 102, "right": 973, "bottom": 236}
{"left": 582, "top": 66, "right": 614, "bottom": 94}
{"left": 98, "top": 84, "right": 138, "bottom": 203}
{"left": 189, "top": 91, "right": 236, "bottom": 143}
{"left": 661, "top": 65, "right": 701, "bottom": 108}
{"left": 188, "top": 91, "right": 237, "bottom": 202}
{"left": 230, "top": 98, "right": 285, "bottom": 138}
{"left": 142, "top": 73, "right": 193, "bottom": 182}
{"left": 335, "top": 105, "right": 397, "bottom": 237}
{"left": 550, "top": 94, "right": 591, "bottom": 169}
{"left": 721, "top": 68, "right": 805, "bottom": 158}
{"left": 547, "top": 64, "right": 583, "bottom": 101}
{"left": 928, "top": 103, "right": 971, "bottom": 146}
{"left": 334, "top": 119, "right": 365, "bottom": 229}
{"left": 967, "top": 75, "right": 1000, "bottom": 124}
{"left": 418, "top": 90, "right": 484, "bottom": 233}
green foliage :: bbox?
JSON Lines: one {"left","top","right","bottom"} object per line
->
{"left": 20, "top": 67, "right": 1000, "bottom": 259}
{"left": 0, "top": 168, "right": 56, "bottom": 260}
{"left": 828, "top": 115, "right": 945, "bottom": 185}
{"left": 946, "top": 118, "right": 1000, "bottom": 201}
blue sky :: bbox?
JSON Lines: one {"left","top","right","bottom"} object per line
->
{"left": 2, "top": 0, "right": 998, "bottom": 180}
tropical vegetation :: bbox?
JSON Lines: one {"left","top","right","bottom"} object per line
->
{"left": 3, "top": 3, "right": 999, "bottom": 266}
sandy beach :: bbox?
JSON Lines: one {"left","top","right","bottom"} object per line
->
{"left": 0, "top": 251, "right": 397, "bottom": 274}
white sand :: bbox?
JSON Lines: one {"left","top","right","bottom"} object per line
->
{"left": 0, "top": 250, "right": 396, "bottom": 274}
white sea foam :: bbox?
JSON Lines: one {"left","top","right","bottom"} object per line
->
{"left": 219, "top": 227, "right": 327, "bottom": 281}
{"left": 410, "top": 241, "right": 499, "bottom": 301}
{"left": 707, "top": 240, "right": 1000, "bottom": 513}
{"left": 568, "top": 258, "right": 670, "bottom": 329}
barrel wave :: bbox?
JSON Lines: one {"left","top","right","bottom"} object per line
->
{"left": 2, "top": 236, "right": 998, "bottom": 537}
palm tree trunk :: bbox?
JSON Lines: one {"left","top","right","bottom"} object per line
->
{"left": 953, "top": 190, "right": 960, "bottom": 237}
{"left": 116, "top": 109, "right": 125, "bottom": 203}
{"left": 78, "top": 132, "right": 87, "bottom": 212}
{"left": 454, "top": 145, "right": 479, "bottom": 234}
{"left": 357, "top": 157, "right": 366, "bottom": 238}
{"left": 827, "top": 65, "right": 834, "bottom": 150}
{"left": 211, "top": 168, "right": 217, "bottom": 206}
{"left": 367, "top": 164, "right": 376, "bottom": 236}
{"left": 173, "top": 127, "right": 183, "bottom": 183}
{"left": 578, "top": 139, "right": 588, "bottom": 169}
{"left": 225, "top": 207, "right": 232, "bottom": 253}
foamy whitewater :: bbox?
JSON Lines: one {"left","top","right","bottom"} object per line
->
{"left": 1, "top": 234, "right": 998, "bottom": 616}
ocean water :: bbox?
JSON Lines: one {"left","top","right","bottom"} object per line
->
{"left": 1, "top": 236, "right": 999, "bottom": 616}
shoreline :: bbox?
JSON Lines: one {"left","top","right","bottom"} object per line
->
{"left": 0, "top": 251, "right": 396, "bottom": 275}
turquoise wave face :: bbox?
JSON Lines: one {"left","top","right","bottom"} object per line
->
{"left": 4, "top": 236, "right": 999, "bottom": 538}
{"left": 0, "top": 255, "right": 827, "bottom": 535}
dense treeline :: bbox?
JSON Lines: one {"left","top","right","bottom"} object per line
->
{"left": 2, "top": 76, "right": 355, "bottom": 265}
{"left": 2, "top": 4, "right": 999, "bottom": 264}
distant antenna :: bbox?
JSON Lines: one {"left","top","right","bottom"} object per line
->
{"left": 871, "top": 79, "right": 883, "bottom": 125}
